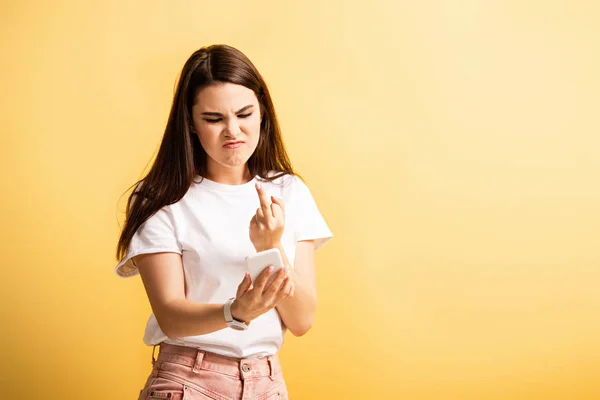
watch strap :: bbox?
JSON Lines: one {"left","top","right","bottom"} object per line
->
{"left": 224, "top": 297, "right": 248, "bottom": 330}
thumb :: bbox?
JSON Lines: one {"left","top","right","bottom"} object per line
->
{"left": 237, "top": 272, "right": 253, "bottom": 297}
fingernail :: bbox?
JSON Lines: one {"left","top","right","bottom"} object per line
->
{"left": 284, "top": 266, "right": 290, "bottom": 274}
{"left": 267, "top": 266, "right": 273, "bottom": 272}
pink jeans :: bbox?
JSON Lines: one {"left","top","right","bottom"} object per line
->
{"left": 138, "top": 342, "right": 289, "bottom": 400}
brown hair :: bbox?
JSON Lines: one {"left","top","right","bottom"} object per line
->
{"left": 116, "top": 44, "right": 297, "bottom": 262}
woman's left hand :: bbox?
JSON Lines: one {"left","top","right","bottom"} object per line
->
{"left": 249, "top": 182, "right": 285, "bottom": 252}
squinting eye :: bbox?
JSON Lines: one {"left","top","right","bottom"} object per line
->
{"left": 205, "top": 118, "right": 222, "bottom": 123}
{"left": 238, "top": 113, "right": 252, "bottom": 119}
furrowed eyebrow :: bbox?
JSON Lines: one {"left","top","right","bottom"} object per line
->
{"left": 201, "top": 105, "right": 254, "bottom": 117}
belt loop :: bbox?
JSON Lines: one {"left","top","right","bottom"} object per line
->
{"left": 192, "top": 349, "right": 205, "bottom": 374}
{"left": 267, "top": 356, "right": 275, "bottom": 381}
{"left": 151, "top": 344, "right": 158, "bottom": 365}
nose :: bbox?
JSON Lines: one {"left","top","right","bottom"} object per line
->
{"left": 224, "top": 119, "right": 241, "bottom": 138}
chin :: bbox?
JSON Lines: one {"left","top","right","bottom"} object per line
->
{"left": 222, "top": 154, "right": 249, "bottom": 167}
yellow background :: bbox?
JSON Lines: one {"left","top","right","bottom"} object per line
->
{"left": 2, "top": 1, "right": 599, "bottom": 399}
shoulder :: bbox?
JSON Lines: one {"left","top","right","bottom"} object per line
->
{"left": 263, "top": 171, "right": 302, "bottom": 188}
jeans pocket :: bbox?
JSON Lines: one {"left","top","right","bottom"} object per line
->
{"left": 140, "top": 377, "right": 186, "bottom": 400}
{"left": 182, "top": 385, "right": 227, "bottom": 400}
{"left": 144, "top": 389, "right": 184, "bottom": 399}
{"left": 256, "top": 384, "right": 287, "bottom": 400}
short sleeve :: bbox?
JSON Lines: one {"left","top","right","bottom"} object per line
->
{"left": 288, "top": 176, "right": 333, "bottom": 251}
{"left": 114, "top": 206, "right": 182, "bottom": 278}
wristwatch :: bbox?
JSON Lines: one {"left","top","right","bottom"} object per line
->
{"left": 224, "top": 297, "right": 248, "bottom": 331}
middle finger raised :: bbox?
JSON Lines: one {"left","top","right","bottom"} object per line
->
{"left": 255, "top": 183, "right": 272, "bottom": 215}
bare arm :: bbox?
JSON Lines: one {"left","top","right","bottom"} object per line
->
{"left": 134, "top": 252, "right": 229, "bottom": 338}
{"left": 134, "top": 251, "right": 291, "bottom": 338}
{"left": 248, "top": 183, "right": 320, "bottom": 337}
{"left": 274, "top": 240, "right": 318, "bottom": 337}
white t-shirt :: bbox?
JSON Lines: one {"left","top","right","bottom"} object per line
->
{"left": 114, "top": 172, "right": 333, "bottom": 358}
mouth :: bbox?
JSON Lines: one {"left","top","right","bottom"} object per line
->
{"left": 223, "top": 141, "right": 244, "bottom": 149}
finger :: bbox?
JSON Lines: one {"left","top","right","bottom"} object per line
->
{"left": 282, "top": 267, "right": 294, "bottom": 297}
{"left": 253, "top": 265, "right": 275, "bottom": 292}
{"left": 255, "top": 182, "right": 272, "bottom": 214}
{"left": 270, "top": 202, "right": 283, "bottom": 221}
{"left": 256, "top": 207, "right": 265, "bottom": 222}
{"left": 277, "top": 276, "right": 293, "bottom": 299}
{"left": 236, "top": 272, "right": 252, "bottom": 298}
{"left": 249, "top": 215, "right": 258, "bottom": 228}
{"left": 271, "top": 196, "right": 285, "bottom": 214}
{"left": 263, "top": 267, "right": 287, "bottom": 296}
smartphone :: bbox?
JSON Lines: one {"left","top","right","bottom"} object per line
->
{"left": 245, "top": 248, "right": 285, "bottom": 286}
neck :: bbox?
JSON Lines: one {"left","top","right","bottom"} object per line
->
{"left": 205, "top": 163, "right": 252, "bottom": 185}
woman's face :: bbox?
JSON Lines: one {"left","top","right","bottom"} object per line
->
{"left": 191, "top": 82, "right": 262, "bottom": 176}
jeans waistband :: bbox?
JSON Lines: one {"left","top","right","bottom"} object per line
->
{"left": 155, "top": 342, "right": 281, "bottom": 380}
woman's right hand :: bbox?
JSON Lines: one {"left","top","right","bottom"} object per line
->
{"left": 230, "top": 266, "right": 294, "bottom": 323}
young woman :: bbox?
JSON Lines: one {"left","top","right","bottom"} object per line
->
{"left": 115, "top": 44, "right": 332, "bottom": 400}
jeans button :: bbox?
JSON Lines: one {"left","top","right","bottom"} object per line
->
{"left": 242, "top": 364, "right": 250, "bottom": 372}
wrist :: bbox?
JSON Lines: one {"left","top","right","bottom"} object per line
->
{"left": 224, "top": 298, "right": 249, "bottom": 330}
{"left": 230, "top": 299, "right": 250, "bottom": 324}
{"left": 255, "top": 242, "right": 282, "bottom": 253}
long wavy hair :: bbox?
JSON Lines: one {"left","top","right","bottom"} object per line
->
{"left": 116, "top": 44, "right": 297, "bottom": 262}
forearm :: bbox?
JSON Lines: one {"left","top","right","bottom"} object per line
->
{"left": 155, "top": 300, "right": 227, "bottom": 338}
{"left": 274, "top": 244, "right": 317, "bottom": 336}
